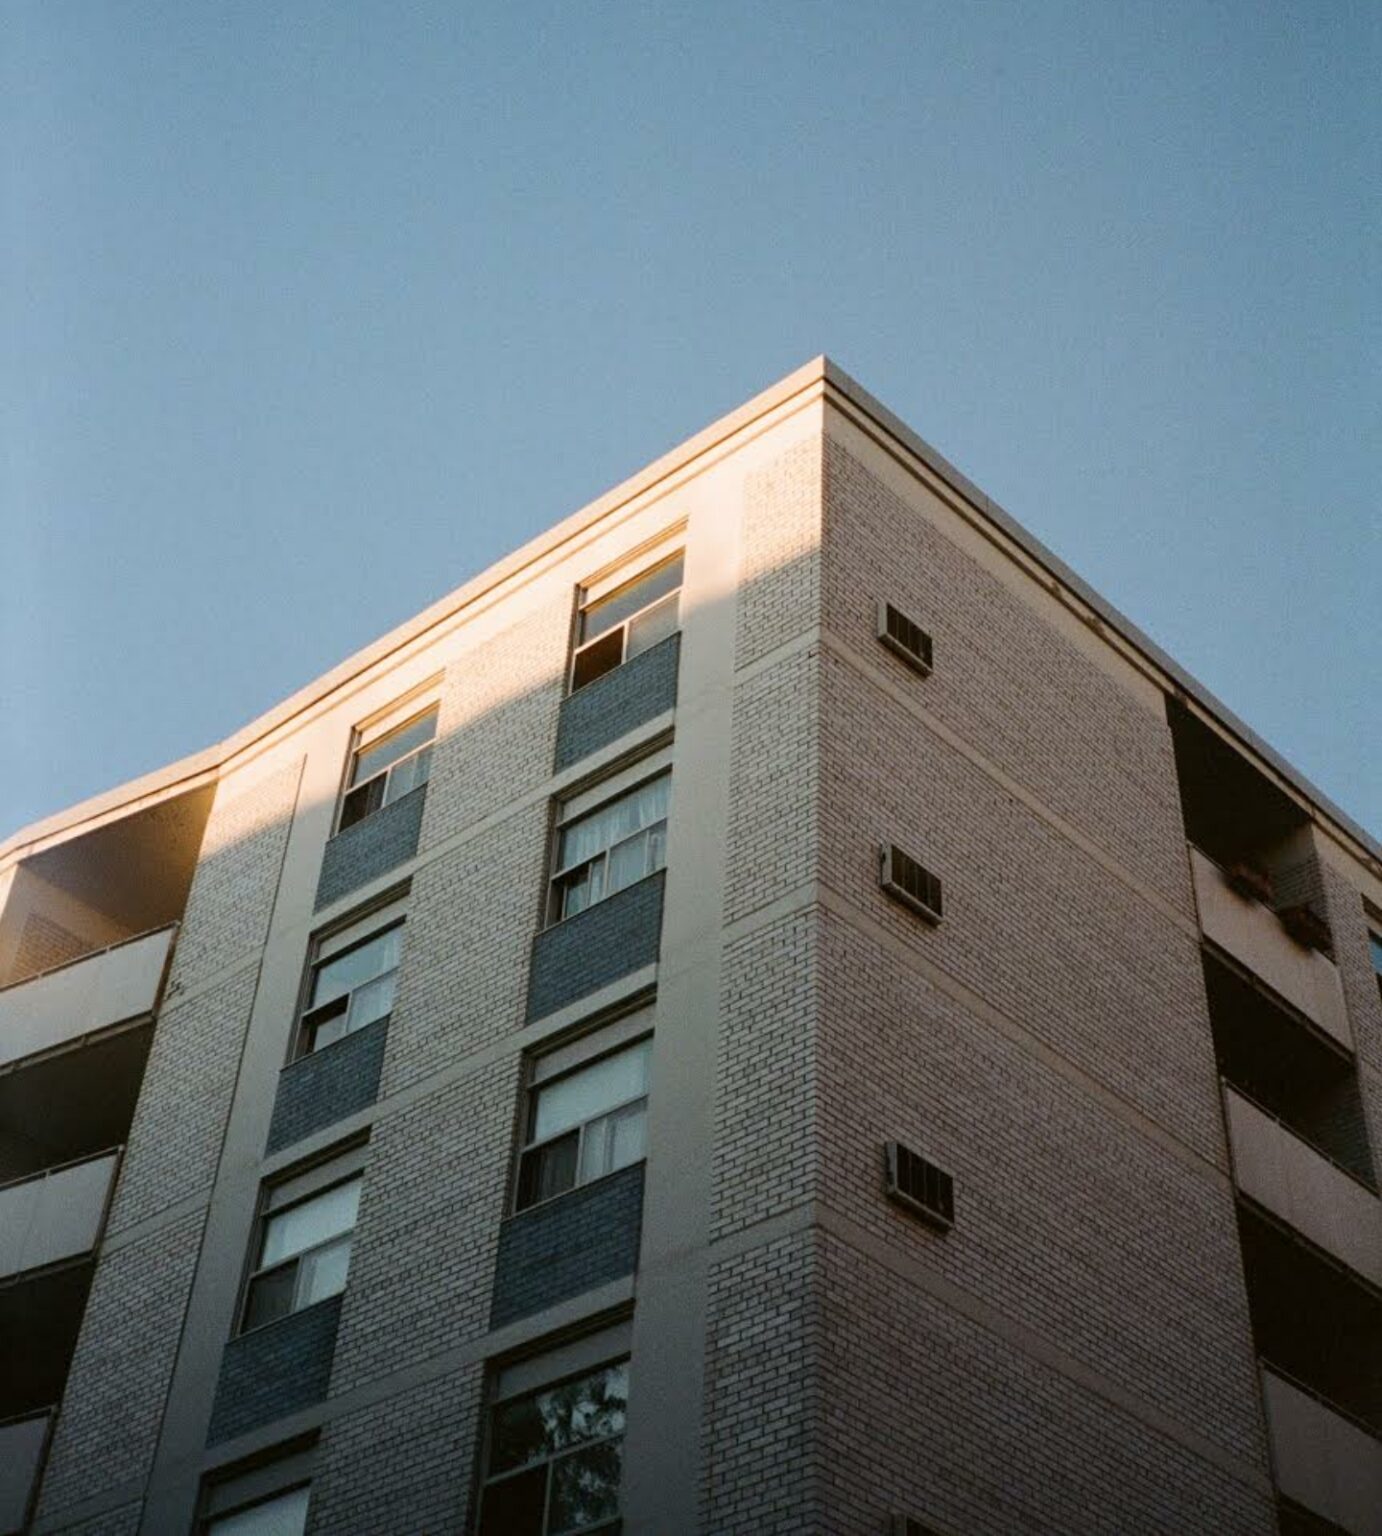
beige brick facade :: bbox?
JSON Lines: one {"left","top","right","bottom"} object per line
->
{"left": 3, "top": 359, "right": 1377, "bottom": 1536}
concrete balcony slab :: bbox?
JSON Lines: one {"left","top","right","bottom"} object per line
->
{"left": 1262, "top": 1368, "right": 1382, "bottom": 1536}
{"left": 1190, "top": 848, "right": 1350, "bottom": 1049}
{"left": 0, "top": 926, "right": 175, "bottom": 1073}
{"left": 0, "top": 1150, "right": 120, "bottom": 1281}
{"left": 1225, "top": 1087, "right": 1381, "bottom": 1288}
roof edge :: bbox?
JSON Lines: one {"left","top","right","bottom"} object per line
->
{"left": 819, "top": 358, "right": 1380, "bottom": 866}
{"left": 1, "top": 357, "right": 831, "bottom": 863}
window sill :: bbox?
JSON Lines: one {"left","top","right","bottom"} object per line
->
{"left": 508, "top": 1158, "right": 648, "bottom": 1221}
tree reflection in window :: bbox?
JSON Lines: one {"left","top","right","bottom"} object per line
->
{"left": 478, "top": 1361, "right": 627, "bottom": 1535}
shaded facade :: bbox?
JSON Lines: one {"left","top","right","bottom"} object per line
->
{"left": 1, "top": 358, "right": 1380, "bottom": 1535}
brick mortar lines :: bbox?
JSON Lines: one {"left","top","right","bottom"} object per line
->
{"left": 722, "top": 879, "right": 1229, "bottom": 1184}
{"left": 732, "top": 625, "right": 1200, "bottom": 944}
{"left": 699, "top": 1197, "right": 1271, "bottom": 1498}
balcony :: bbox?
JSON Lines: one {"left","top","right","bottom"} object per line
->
{"left": 0, "top": 924, "right": 175, "bottom": 1073}
{"left": 0, "top": 1409, "right": 52, "bottom": 1535}
{"left": 1262, "top": 1368, "right": 1382, "bottom": 1536}
{"left": 1189, "top": 848, "right": 1350, "bottom": 1049}
{"left": 1225, "top": 1087, "right": 1382, "bottom": 1288}
{"left": 0, "top": 1149, "right": 120, "bottom": 1282}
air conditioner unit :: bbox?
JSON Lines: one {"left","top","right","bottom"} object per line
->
{"left": 885, "top": 1142, "right": 954, "bottom": 1232}
{"left": 877, "top": 600, "right": 934, "bottom": 677}
{"left": 880, "top": 844, "right": 943, "bottom": 925}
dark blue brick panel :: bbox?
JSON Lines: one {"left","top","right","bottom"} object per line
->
{"left": 206, "top": 1294, "right": 343, "bottom": 1445}
{"left": 490, "top": 1162, "right": 645, "bottom": 1329}
{"left": 526, "top": 873, "right": 664, "bottom": 1023}
{"left": 315, "top": 787, "right": 426, "bottom": 910}
{"left": 554, "top": 634, "right": 680, "bottom": 770}
{"left": 266, "top": 1018, "right": 388, "bottom": 1154}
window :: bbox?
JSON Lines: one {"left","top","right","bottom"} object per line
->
{"left": 477, "top": 1361, "right": 628, "bottom": 1536}
{"left": 517, "top": 1037, "right": 651, "bottom": 1210}
{"left": 199, "top": 1445, "right": 315, "bottom": 1536}
{"left": 297, "top": 901, "right": 406, "bottom": 1055}
{"left": 552, "top": 774, "right": 669, "bottom": 921}
{"left": 338, "top": 704, "right": 438, "bottom": 831}
{"left": 206, "top": 1486, "right": 310, "bottom": 1536}
{"left": 242, "top": 1171, "right": 362, "bottom": 1332}
{"left": 1370, "top": 926, "right": 1382, "bottom": 1001}
{"left": 571, "top": 553, "right": 683, "bottom": 692}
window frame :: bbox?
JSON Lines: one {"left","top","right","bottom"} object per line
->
{"left": 203, "top": 1483, "right": 312, "bottom": 1536}
{"left": 335, "top": 699, "right": 439, "bottom": 834}
{"left": 199, "top": 1442, "right": 316, "bottom": 1536}
{"left": 548, "top": 763, "right": 672, "bottom": 925}
{"left": 238, "top": 1147, "right": 367, "bottom": 1336}
{"left": 515, "top": 1016, "right": 654, "bottom": 1214}
{"left": 293, "top": 895, "right": 409, "bottom": 1060}
{"left": 477, "top": 1325, "right": 632, "bottom": 1536}
{"left": 569, "top": 548, "right": 684, "bottom": 695}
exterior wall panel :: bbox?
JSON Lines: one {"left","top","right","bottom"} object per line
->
{"left": 205, "top": 1296, "right": 343, "bottom": 1446}
{"left": 490, "top": 1162, "right": 645, "bottom": 1328}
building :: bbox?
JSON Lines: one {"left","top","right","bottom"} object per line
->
{"left": 1, "top": 357, "right": 1379, "bottom": 1536}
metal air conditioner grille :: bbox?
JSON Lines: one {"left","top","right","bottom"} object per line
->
{"left": 878, "top": 600, "right": 934, "bottom": 676}
{"left": 885, "top": 1142, "right": 954, "bottom": 1231}
{"left": 880, "top": 844, "right": 943, "bottom": 925}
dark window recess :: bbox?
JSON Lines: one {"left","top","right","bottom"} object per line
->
{"left": 880, "top": 845, "right": 943, "bottom": 925}
{"left": 885, "top": 1142, "right": 954, "bottom": 1231}
{"left": 892, "top": 1519, "right": 947, "bottom": 1536}
{"left": 877, "top": 600, "right": 934, "bottom": 677}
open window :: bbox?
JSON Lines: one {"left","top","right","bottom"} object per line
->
{"left": 550, "top": 771, "right": 670, "bottom": 922}
{"left": 338, "top": 702, "right": 438, "bottom": 832}
{"left": 516, "top": 1022, "right": 652, "bottom": 1211}
{"left": 570, "top": 552, "right": 683, "bottom": 693}
{"left": 296, "top": 897, "right": 407, "bottom": 1056}
{"left": 240, "top": 1150, "right": 365, "bottom": 1333}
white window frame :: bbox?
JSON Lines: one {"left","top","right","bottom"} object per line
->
{"left": 548, "top": 756, "right": 673, "bottom": 924}
{"left": 336, "top": 697, "right": 439, "bottom": 833}
{"left": 569, "top": 545, "right": 684, "bottom": 694}
{"left": 295, "top": 895, "right": 409, "bottom": 1058}
{"left": 239, "top": 1146, "right": 367, "bottom": 1335}
{"left": 478, "top": 1322, "right": 632, "bottom": 1536}
{"left": 515, "top": 1011, "right": 654, "bottom": 1213}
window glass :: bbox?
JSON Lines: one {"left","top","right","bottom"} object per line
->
{"left": 261, "top": 1180, "right": 361, "bottom": 1268}
{"left": 579, "top": 1100, "right": 647, "bottom": 1184}
{"left": 532, "top": 1041, "right": 650, "bottom": 1143}
{"left": 1369, "top": 929, "right": 1382, "bottom": 975}
{"left": 312, "top": 927, "right": 401, "bottom": 1008}
{"left": 555, "top": 775, "right": 670, "bottom": 919}
{"left": 490, "top": 1364, "right": 628, "bottom": 1474}
{"left": 579, "top": 556, "right": 683, "bottom": 644}
{"left": 351, "top": 708, "right": 438, "bottom": 787}
{"left": 625, "top": 591, "right": 679, "bottom": 659}
{"left": 208, "top": 1486, "right": 310, "bottom": 1536}
{"left": 479, "top": 1363, "right": 627, "bottom": 1536}
{"left": 549, "top": 1439, "right": 623, "bottom": 1532}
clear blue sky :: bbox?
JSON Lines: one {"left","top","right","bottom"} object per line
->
{"left": 3, "top": 2, "right": 1378, "bottom": 839}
